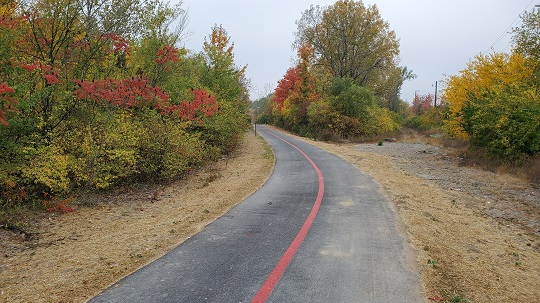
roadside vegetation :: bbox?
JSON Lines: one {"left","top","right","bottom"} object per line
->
{"left": 0, "top": 0, "right": 250, "bottom": 211}
{"left": 254, "top": 0, "right": 540, "bottom": 183}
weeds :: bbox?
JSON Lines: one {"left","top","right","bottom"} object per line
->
{"left": 428, "top": 259, "right": 439, "bottom": 267}
{"left": 129, "top": 252, "right": 143, "bottom": 259}
{"left": 450, "top": 295, "right": 469, "bottom": 303}
{"left": 42, "top": 194, "right": 75, "bottom": 213}
{"left": 512, "top": 252, "right": 523, "bottom": 267}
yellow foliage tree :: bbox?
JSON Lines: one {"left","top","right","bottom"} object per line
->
{"left": 443, "top": 52, "right": 536, "bottom": 138}
{"left": 0, "top": 0, "right": 17, "bottom": 17}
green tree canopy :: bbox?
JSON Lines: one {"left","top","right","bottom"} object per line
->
{"left": 294, "top": 0, "right": 412, "bottom": 111}
{"left": 329, "top": 77, "right": 375, "bottom": 119}
{"left": 295, "top": 0, "right": 400, "bottom": 86}
{"left": 513, "top": 9, "right": 540, "bottom": 61}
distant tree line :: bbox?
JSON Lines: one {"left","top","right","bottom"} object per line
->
{"left": 256, "top": 0, "right": 413, "bottom": 140}
{"left": 255, "top": 0, "right": 539, "bottom": 163}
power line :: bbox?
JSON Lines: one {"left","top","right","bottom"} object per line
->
{"left": 484, "top": 0, "right": 535, "bottom": 53}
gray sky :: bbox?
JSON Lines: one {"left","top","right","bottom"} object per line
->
{"left": 180, "top": 0, "right": 536, "bottom": 102}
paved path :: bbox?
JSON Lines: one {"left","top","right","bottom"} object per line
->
{"left": 89, "top": 126, "right": 423, "bottom": 303}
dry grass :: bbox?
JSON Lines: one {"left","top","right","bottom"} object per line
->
{"left": 278, "top": 127, "right": 540, "bottom": 303}
{"left": 525, "top": 157, "right": 540, "bottom": 183}
{"left": 2, "top": 126, "right": 539, "bottom": 303}
{"left": 0, "top": 130, "right": 274, "bottom": 303}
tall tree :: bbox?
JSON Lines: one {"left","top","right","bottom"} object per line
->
{"left": 280, "top": 44, "right": 318, "bottom": 127}
{"left": 202, "top": 25, "right": 249, "bottom": 110}
{"left": 374, "top": 66, "right": 416, "bottom": 112}
{"left": 294, "top": 0, "right": 401, "bottom": 88}
{"left": 512, "top": 8, "right": 540, "bottom": 84}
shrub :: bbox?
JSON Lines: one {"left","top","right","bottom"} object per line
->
{"left": 462, "top": 90, "right": 540, "bottom": 161}
{"left": 330, "top": 77, "right": 375, "bottom": 120}
{"left": 199, "top": 102, "right": 248, "bottom": 154}
{"left": 363, "top": 106, "right": 401, "bottom": 136}
{"left": 21, "top": 145, "right": 73, "bottom": 194}
{"left": 136, "top": 117, "right": 207, "bottom": 181}
{"left": 406, "top": 107, "right": 447, "bottom": 131}
{"left": 75, "top": 113, "right": 140, "bottom": 189}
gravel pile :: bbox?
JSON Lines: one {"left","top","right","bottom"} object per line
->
{"left": 355, "top": 142, "right": 540, "bottom": 236}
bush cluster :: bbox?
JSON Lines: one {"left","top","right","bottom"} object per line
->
{"left": 444, "top": 52, "right": 540, "bottom": 161}
{"left": 0, "top": 4, "right": 249, "bottom": 209}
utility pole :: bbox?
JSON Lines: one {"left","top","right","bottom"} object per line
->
{"left": 434, "top": 81, "right": 438, "bottom": 107}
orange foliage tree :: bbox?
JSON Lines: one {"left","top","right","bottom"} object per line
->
{"left": 272, "top": 44, "right": 319, "bottom": 130}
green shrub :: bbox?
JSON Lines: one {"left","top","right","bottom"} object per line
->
{"left": 362, "top": 106, "right": 401, "bottom": 136}
{"left": 75, "top": 113, "right": 140, "bottom": 189}
{"left": 462, "top": 90, "right": 540, "bottom": 161}
{"left": 199, "top": 102, "right": 248, "bottom": 154}
{"left": 407, "top": 107, "right": 447, "bottom": 131}
{"left": 330, "top": 77, "right": 375, "bottom": 120}
{"left": 136, "top": 117, "right": 207, "bottom": 181}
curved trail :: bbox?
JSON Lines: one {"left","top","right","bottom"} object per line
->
{"left": 89, "top": 126, "right": 422, "bottom": 303}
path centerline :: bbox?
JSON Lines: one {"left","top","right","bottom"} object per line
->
{"left": 251, "top": 130, "right": 325, "bottom": 303}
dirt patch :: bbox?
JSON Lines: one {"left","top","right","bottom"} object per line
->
{"left": 0, "top": 130, "right": 274, "bottom": 303}
{"left": 288, "top": 131, "right": 540, "bottom": 303}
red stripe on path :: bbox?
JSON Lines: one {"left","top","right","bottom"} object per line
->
{"left": 251, "top": 131, "right": 325, "bottom": 303}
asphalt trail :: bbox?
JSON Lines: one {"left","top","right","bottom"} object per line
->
{"left": 88, "top": 125, "right": 423, "bottom": 303}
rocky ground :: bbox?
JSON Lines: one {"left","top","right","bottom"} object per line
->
{"left": 354, "top": 141, "right": 540, "bottom": 238}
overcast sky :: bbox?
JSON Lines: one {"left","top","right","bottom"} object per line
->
{"left": 179, "top": 0, "right": 536, "bottom": 102}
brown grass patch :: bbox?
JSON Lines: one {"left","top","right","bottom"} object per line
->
{"left": 0, "top": 130, "right": 274, "bottom": 303}
{"left": 525, "top": 157, "right": 540, "bottom": 184}
{"left": 275, "top": 127, "right": 540, "bottom": 303}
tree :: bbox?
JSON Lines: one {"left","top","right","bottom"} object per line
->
{"left": 252, "top": 93, "right": 273, "bottom": 124}
{"left": 512, "top": 9, "right": 540, "bottom": 61}
{"left": 375, "top": 66, "right": 416, "bottom": 112}
{"left": 411, "top": 93, "right": 433, "bottom": 115}
{"left": 197, "top": 25, "right": 250, "bottom": 152}
{"left": 512, "top": 8, "right": 540, "bottom": 84}
{"left": 138, "top": 0, "right": 187, "bottom": 44}
{"left": 271, "top": 44, "right": 319, "bottom": 130}
{"left": 443, "top": 52, "right": 535, "bottom": 138}
{"left": 294, "top": 0, "right": 402, "bottom": 90}
{"left": 443, "top": 52, "right": 540, "bottom": 160}
{"left": 329, "top": 77, "right": 375, "bottom": 119}
{"left": 273, "top": 67, "right": 300, "bottom": 112}
{"left": 202, "top": 25, "right": 249, "bottom": 110}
